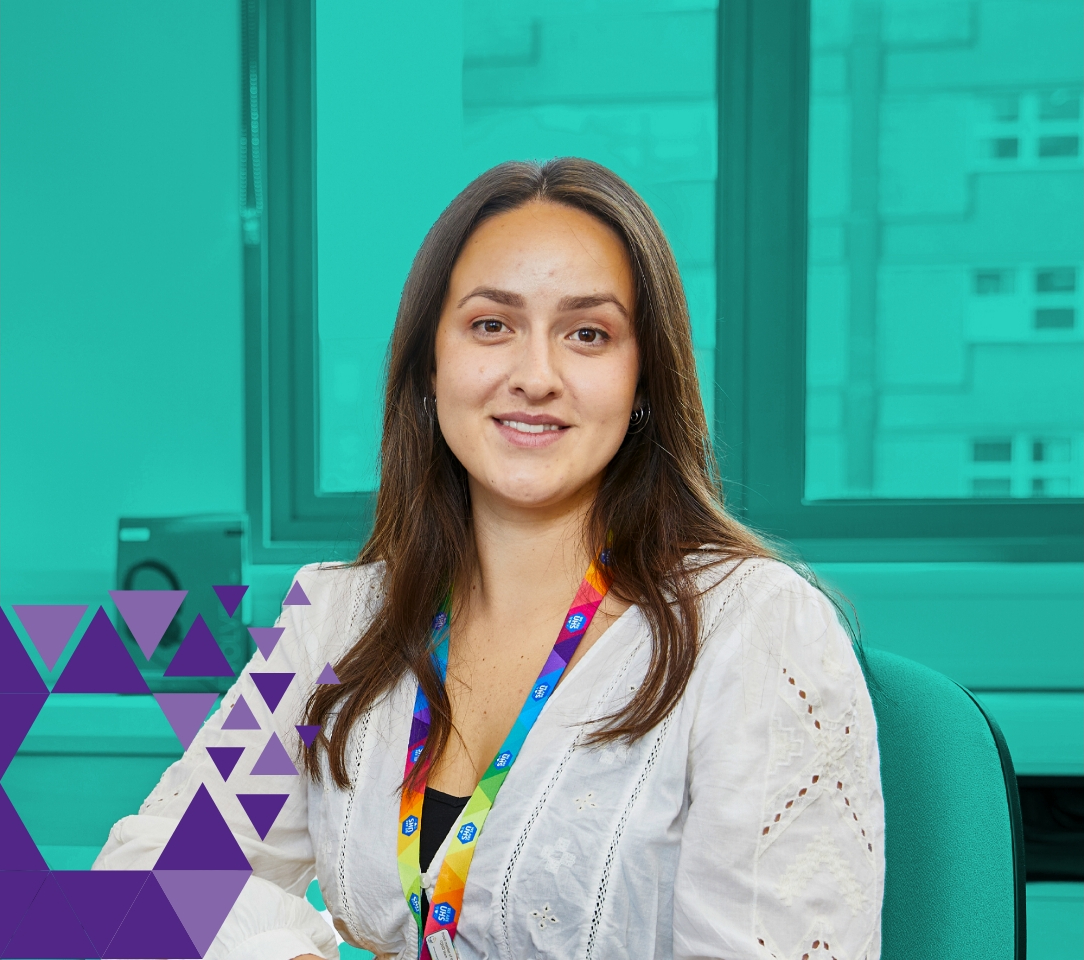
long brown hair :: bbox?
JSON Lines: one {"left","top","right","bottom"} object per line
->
{"left": 304, "top": 158, "right": 773, "bottom": 789}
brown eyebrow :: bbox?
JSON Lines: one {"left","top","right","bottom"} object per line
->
{"left": 456, "top": 286, "right": 629, "bottom": 318}
{"left": 557, "top": 293, "right": 629, "bottom": 319}
{"left": 456, "top": 286, "right": 526, "bottom": 309}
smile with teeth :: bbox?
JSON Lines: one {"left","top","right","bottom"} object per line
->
{"left": 498, "top": 419, "right": 564, "bottom": 434}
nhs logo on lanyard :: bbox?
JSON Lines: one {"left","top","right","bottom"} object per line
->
{"left": 494, "top": 750, "right": 513, "bottom": 769}
{"left": 566, "top": 612, "right": 587, "bottom": 633}
{"left": 532, "top": 682, "right": 550, "bottom": 701}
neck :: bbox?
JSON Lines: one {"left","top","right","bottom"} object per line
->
{"left": 463, "top": 481, "right": 599, "bottom": 619}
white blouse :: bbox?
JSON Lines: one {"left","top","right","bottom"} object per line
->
{"left": 94, "top": 557, "right": 885, "bottom": 960}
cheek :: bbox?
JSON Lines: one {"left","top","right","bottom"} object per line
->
{"left": 434, "top": 343, "right": 502, "bottom": 420}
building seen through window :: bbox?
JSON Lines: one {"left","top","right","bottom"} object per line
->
{"left": 805, "top": 0, "right": 1083, "bottom": 500}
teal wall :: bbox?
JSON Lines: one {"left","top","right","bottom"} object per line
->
{"left": 0, "top": 0, "right": 245, "bottom": 608}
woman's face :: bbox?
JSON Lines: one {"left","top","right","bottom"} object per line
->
{"left": 434, "top": 200, "right": 640, "bottom": 515}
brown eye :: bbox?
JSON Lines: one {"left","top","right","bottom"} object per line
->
{"left": 482, "top": 319, "right": 504, "bottom": 333}
{"left": 575, "top": 328, "right": 600, "bottom": 343}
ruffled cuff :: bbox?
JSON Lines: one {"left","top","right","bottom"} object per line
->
{"left": 202, "top": 876, "right": 339, "bottom": 960}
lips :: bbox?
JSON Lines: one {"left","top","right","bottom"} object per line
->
{"left": 491, "top": 414, "right": 570, "bottom": 447}
{"left": 497, "top": 419, "right": 563, "bottom": 435}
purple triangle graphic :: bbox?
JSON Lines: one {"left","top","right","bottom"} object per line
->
{"left": 154, "top": 868, "right": 250, "bottom": 954}
{"left": 110, "top": 588, "right": 187, "bottom": 659}
{"left": 317, "top": 662, "right": 341, "bottom": 684}
{"left": 1, "top": 692, "right": 48, "bottom": 778}
{"left": 5, "top": 871, "right": 98, "bottom": 958}
{"left": 0, "top": 785, "right": 48, "bottom": 870}
{"left": 283, "top": 580, "right": 310, "bottom": 605}
{"left": 104, "top": 872, "right": 201, "bottom": 958}
{"left": 12, "top": 604, "right": 88, "bottom": 671}
{"left": 54, "top": 869, "right": 150, "bottom": 957}
{"left": 164, "top": 614, "right": 234, "bottom": 677}
{"left": 237, "top": 793, "right": 291, "bottom": 839}
{"left": 250, "top": 731, "right": 299, "bottom": 776}
{"left": 249, "top": 625, "right": 285, "bottom": 659}
{"left": 0, "top": 609, "right": 47, "bottom": 694}
{"left": 154, "top": 783, "right": 252, "bottom": 871}
{"left": 0, "top": 871, "right": 48, "bottom": 950}
{"left": 221, "top": 694, "right": 261, "bottom": 730}
{"left": 207, "top": 745, "right": 246, "bottom": 781}
{"left": 213, "top": 583, "right": 249, "bottom": 618}
{"left": 52, "top": 606, "right": 150, "bottom": 694}
{"left": 154, "top": 692, "right": 219, "bottom": 749}
{"left": 296, "top": 724, "right": 321, "bottom": 748}
{"left": 250, "top": 671, "right": 294, "bottom": 713}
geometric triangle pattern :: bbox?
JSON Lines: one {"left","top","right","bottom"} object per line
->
{"left": 212, "top": 584, "right": 248, "bottom": 618}
{"left": 0, "top": 608, "right": 48, "bottom": 695}
{"left": 295, "top": 724, "right": 321, "bottom": 748}
{"left": 4, "top": 870, "right": 99, "bottom": 958}
{"left": 52, "top": 607, "right": 150, "bottom": 695}
{"left": 154, "top": 868, "right": 250, "bottom": 954}
{"left": 206, "top": 745, "right": 246, "bottom": 781}
{"left": 154, "top": 692, "right": 220, "bottom": 750}
{"left": 104, "top": 871, "right": 202, "bottom": 957}
{"left": 0, "top": 784, "right": 49, "bottom": 871}
{"left": 220, "top": 694, "right": 262, "bottom": 731}
{"left": 0, "top": 871, "right": 49, "bottom": 954}
{"left": 163, "top": 614, "right": 235, "bottom": 678}
{"left": 154, "top": 784, "right": 252, "bottom": 871}
{"left": 11, "top": 604, "right": 88, "bottom": 671}
{"left": 317, "top": 661, "right": 341, "bottom": 684}
{"left": 109, "top": 588, "right": 187, "bottom": 660}
{"left": 53, "top": 869, "right": 150, "bottom": 957}
{"left": 250, "top": 732, "right": 299, "bottom": 776}
{"left": 0, "top": 588, "right": 294, "bottom": 959}
{"left": 249, "top": 672, "right": 294, "bottom": 714}
{"left": 283, "top": 581, "right": 310, "bottom": 605}
{"left": 236, "top": 793, "right": 290, "bottom": 840}
{"left": 248, "top": 626, "right": 285, "bottom": 660}
{"left": 0, "top": 692, "right": 48, "bottom": 779}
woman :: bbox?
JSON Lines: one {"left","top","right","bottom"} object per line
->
{"left": 96, "top": 159, "right": 884, "bottom": 959}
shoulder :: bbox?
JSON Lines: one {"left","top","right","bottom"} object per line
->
{"left": 692, "top": 556, "right": 854, "bottom": 690}
{"left": 275, "top": 560, "right": 386, "bottom": 666}
{"left": 695, "top": 555, "right": 836, "bottom": 634}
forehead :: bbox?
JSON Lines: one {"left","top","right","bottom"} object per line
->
{"left": 450, "top": 200, "right": 635, "bottom": 298}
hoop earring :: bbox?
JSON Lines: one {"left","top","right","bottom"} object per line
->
{"left": 628, "top": 403, "right": 651, "bottom": 433}
{"left": 422, "top": 395, "right": 436, "bottom": 422}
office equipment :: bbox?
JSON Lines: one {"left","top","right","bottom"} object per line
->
{"left": 115, "top": 516, "right": 251, "bottom": 692}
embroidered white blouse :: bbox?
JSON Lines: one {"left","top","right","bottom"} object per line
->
{"left": 94, "top": 557, "right": 885, "bottom": 960}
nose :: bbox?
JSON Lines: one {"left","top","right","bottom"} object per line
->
{"left": 506, "top": 326, "right": 562, "bottom": 402}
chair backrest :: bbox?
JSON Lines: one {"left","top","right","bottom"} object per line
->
{"left": 860, "top": 647, "right": 1027, "bottom": 959}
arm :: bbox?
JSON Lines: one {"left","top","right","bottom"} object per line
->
{"left": 94, "top": 565, "right": 342, "bottom": 960}
{"left": 672, "top": 564, "right": 885, "bottom": 960}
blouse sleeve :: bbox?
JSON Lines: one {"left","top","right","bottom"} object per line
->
{"left": 92, "top": 564, "right": 346, "bottom": 960}
{"left": 672, "top": 562, "right": 885, "bottom": 960}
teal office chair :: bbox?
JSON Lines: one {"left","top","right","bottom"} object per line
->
{"left": 861, "top": 648, "right": 1027, "bottom": 959}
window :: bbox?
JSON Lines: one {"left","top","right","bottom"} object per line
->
{"left": 248, "top": 0, "right": 1083, "bottom": 563}
{"left": 717, "top": 0, "right": 1081, "bottom": 559}
{"left": 803, "top": 0, "right": 1083, "bottom": 504}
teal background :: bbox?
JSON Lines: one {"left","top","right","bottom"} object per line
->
{"left": 0, "top": 0, "right": 1080, "bottom": 956}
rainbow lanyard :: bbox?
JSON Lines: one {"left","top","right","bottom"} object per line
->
{"left": 397, "top": 552, "right": 612, "bottom": 959}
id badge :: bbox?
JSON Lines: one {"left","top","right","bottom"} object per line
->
{"left": 425, "top": 928, "right": 459, "bottom": 960}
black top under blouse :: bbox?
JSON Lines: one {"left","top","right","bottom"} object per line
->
{"left": 419, "top": 787, "right": 470, "bottom": 924}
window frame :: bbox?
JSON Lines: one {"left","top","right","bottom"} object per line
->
{"left": 244, "top": 0, "right": 372, "bottom": 564}
{"left": 244, "top": 0, "right": 1084, "bottom": 564}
